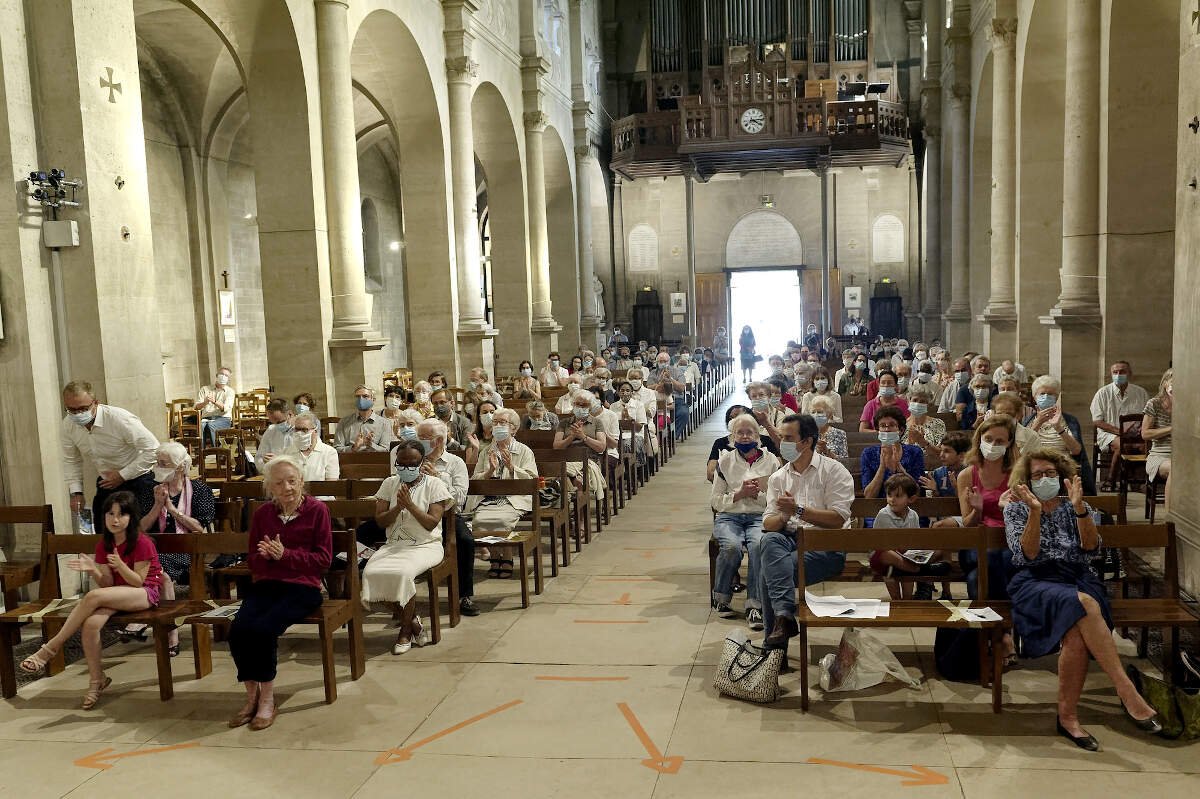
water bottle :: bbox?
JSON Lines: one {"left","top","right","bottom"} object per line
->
{"left": 78, "top": 508, "right": 94, "bottom": 535}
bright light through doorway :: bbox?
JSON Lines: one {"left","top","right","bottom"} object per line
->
{"left": 729, "top": 269, "right": 803, "bottom": 382}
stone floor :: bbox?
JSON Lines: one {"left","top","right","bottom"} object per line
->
{"left": 2, "top": 400, "right": 1196, "bottom": 798}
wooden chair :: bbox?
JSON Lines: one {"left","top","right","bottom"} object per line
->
{"left": 168, "top": 398, "right": 192, "bottom": 437}
{"left": 617, "top": 419, "right": 644, "bottom": 494}
{"left": 348, "top": 478, "right": 387, "bottom": 499}
{"left": 186, "top": 529, "right": 365, "bottom": 704}
{"left": 535, "top": 461, "right": 571, "bottom": 573}
{"left": 0, "top": 505, "right": 53, "bottom": 609}
{"left": 342, "top": 463, "right": 391, "bottom": 480}
{"left": 1115, "top": 413, "right": 1148, "bottom": 509}
{"left": 198, "top": 448, "right": 234, "bottom": 482}
{"left": 422, "top": 508, "right": 461, "bottom": 644}
{"left": 322, "top": 416, "right": 341, "bottom": 445}
{"left": 179, "top": 407, "right": 201, "bottom": 439}
{"left": 466, "top": 479, "right": 544, "bottom": 607}
{"left": 533, "top": 447, "right": 594, "bottom": 553}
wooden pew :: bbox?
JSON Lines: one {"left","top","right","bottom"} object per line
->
{"left": 465, "top": 479, "right": 544, "bottom": 608}
{"left": 0, "top": 505, "right": 53, "bottom": 609}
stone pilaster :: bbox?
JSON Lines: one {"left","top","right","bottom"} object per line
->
{"left": 576, "top": 140, "right": 604, "bottom": 351}
{"left": 942, "top": 88, "right": 972, "bottom": 349}
{"left": 979, "top": 18, "right": 1018, "bottom": 357}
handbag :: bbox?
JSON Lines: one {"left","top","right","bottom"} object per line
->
{"left": 1126, "top": 663, "right": 1200, "bottom": 740}
{"left": 713, "top": 629, "right": 784, "bottom": 703}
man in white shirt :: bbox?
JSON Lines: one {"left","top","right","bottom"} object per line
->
{"left": 1090, "top": 360, "right": 1151, "bottom": 485}
{"left": 587, "top": 387, "right": 621, "bottom": 463}
{"left": 992, "top": 359, "right": 1027, "bottom": 387}
{"left": 758, "top": 413, "right": 855, "bottom": 650}
{"left": 195, "top": 366, "right": 235, "bottom": 446}
{"left": 539, "top": 352, "right": 570, "bottom": 387}
{"left": 61, "top": 380, "right": 160, "bottom": 521}
{"left": 417, "top": 418, "right": 478, "bottom": 617}
{"left": 254, "top": 398, "right": 294, "bottom": 472}
{"left": 290, "top": 412, "right": 340, "bottom": 481}
{"left": 335, "top": 386, "right": 395, "bottom": 452}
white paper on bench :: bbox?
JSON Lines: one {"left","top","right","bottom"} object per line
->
{"left": 475, "top": 535, "right": 514, "bottom": 544}
{"left": 961, "top": 606, "right": 1001, "bottom": 622}
{"left": 804, "top": 591, "right": 884, "bottom": 619}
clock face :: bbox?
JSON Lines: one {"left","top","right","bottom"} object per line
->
{"left": 740, "top": 107, "right": 766, "bottom": 134}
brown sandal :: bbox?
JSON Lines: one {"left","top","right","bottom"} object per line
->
{"left": 229, "top": 688, "right": 260, "bottom": 728}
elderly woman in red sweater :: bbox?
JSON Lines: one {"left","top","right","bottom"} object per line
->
{"left": 227, "top": 455, "right": 332, "bottom": 731}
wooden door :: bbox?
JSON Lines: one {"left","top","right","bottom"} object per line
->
{"left": 695, "top": 273, "right": 728, "bottom": 350}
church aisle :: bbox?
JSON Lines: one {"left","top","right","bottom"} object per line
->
{"left": 1, "top": 401, "right": 1193, "bottom": 799}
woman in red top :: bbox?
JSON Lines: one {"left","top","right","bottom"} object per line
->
{"left": 227, "top": 456, "right": 332, "bottom": 731}
{"left": 19, "top": 490, "right": 163, "bottom": 710}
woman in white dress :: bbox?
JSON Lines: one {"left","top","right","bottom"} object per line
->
{"left": 362, "top": 441, "right": 454, "bottom": 655}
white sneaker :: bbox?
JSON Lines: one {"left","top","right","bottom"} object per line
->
{"left": 392, "top": 637, "right": 412, "bottom": 655}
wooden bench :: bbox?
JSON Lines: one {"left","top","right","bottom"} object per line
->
{"left": 0, "top": 505, "right": 54, "bottom": 609}
{"left": 466, "top": 479, "right": 545, "bottom": 608}
{"left": 535, "top": 460, "right": 572, "bottom": 574}
{"left": 794, "top": 525, "right": 1003, "bottom": 713}
{"left": 181, "top": 528, "right": 366, "bottom": 704}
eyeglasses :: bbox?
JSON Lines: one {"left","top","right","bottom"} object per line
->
{"left": 1030, "top": 470, "right": 1059, "bottom": 480}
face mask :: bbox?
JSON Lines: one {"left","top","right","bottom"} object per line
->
{"left": 779, "top": 441, "right": 801, "bottom": 462}
{"left": 591, "top": 398, "right": 602, "bottom": 411}
{"left": 551, "top": 359, "right": 560, "bottom": 368}
{"left": 1112, "top": 373, "right": 1128, "bottom": 386}
{"left": 814, "top": 379, "right": 829, "bottom": 391}
{"left": 956, "top": 371, "right": 970, "bottom": 385}
{"left": 916, "top": 352, "right": 928, "bottom": 361}
{"left": 356, "top": 397, "right": 373, "bottom": 411}
{"left": 492, "top": 425, "right": 510, "bottom": 442}
{"left": 521, "top": 368, "right": 533, "bottom": 377}
{"left": 294, "top": 403, "right": 309, "bottom": 415}
{"left": 768, "top": 396, "right": 781, "bottom": 407}
{"left": 416, "top": 392, "right": 430, "bottom": 404}
{"left": 772, "top": 366, "right": 783, "bottom": 374}
{"left": 973, "top": 388, "right": 990, "bottom": 402}
{"left": 917, "top": 372, "right": 933, "bottom": 384}
{"left": 980, "top": 440, "right": 1007, "bottom": 461}
{"left": 1031, "top": 476, "right": 1061, "bottom": 501}
{"left": 431, "top": 382, "right": 445, "bottom": 390}
{"left": 386, "top": 397, "right": 402, "bottom": 409}
{"left": 811, "top": 413, "right": 828, "bottom": 428}
{"left": 435, "top": 403, "right": 452, "bottom": 418}
{"left": 795, "top": 375, "right": 809, "bottom": 385}
{"left": 629, "top": 379, "right": 642, "bottom": 390}
{"left": 908, "top": 402, "right": 928, "bottom": 416}
{"left": 751, "top": 398, "right": 768, "bottom": 411}
{"left": 856, "top": 362, "right": 867, "bottom": 371}
{"left": 70, "top": 408, "right": 95, "bottom": 426}
{"left": 878, "top": 431, "right": 900, "bottom": 446}
{"left": 897, "top": 377, "right": 910, "bottom": 390}
{"left": 215, "top": 374, "right": 229, "bottom": 386}
{"left": 879, "top": 386, "right": 897, "bottom": 398}
{"left": 417, "top": 438, "right": 433, "bottom": 456}
{"left": 480, "top": 412, "right": 494, "bottom": 427}
{"left": 275, "top": 420, "right": 293, "bottom": 433}
{"left": 584, "top": 359, "right": 594, "bottom": 368}
{"left": 572, "top": 406, "right": 590, "bottom": 419}
{"left": 399, "top": 426, "right": 418, "bottom": 441}
{"left": 292, "top": 431, "right": 313, "bottom": 449}
{"left": 153, "top": 466, "right": 177, "bottom": 483}
{"left": 395, "top": 465, "right": 420, "bottom": 484}
{"left": 469, "top": 380, "right": 482, "bottom": 391}
{"left": 733, "top": 441, "right": 758, "bottom": 454}
{"left": 1036, "top": 393, "right": 1056, "bottom": 410}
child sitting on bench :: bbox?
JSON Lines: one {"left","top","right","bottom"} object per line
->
{"left": 869, "top": 474, "right": 951, "bottom": 600}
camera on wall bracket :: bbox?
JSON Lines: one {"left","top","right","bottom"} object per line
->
{"left": 28, "top": 168, "right": 83, "bottom": 212}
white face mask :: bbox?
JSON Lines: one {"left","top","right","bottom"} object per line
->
{"left": 629, "top": 379, "right": 642, "bottom": 390}
{"left": 386, "top": 397, "right": 402, "bottom": 409}
{"left": 153, "top": 465, "right": 177, "bottom": 483}
{"left": 979, "top": 440, "right": 1007, "bottom": 461}
{"left": 69, "top": 408, "right": 95, "bottom": 426}
{"left": 292, "top": 430, "right": 313, "bottom": 450}
{"left": 416, "top": 392, "right": 430, "bottom": 404}
{"left": 814, "top": 379, "right": 828, "bottom": 391}
{"left": 294, "top": 403, "right": 310, "bottom": 415}
{"left": 215, "top": 374, "right": 229, "bottom": 386}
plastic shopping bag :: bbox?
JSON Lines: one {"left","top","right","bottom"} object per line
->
{"left": 819, "top": 628, "right": 922, "bottom": 692}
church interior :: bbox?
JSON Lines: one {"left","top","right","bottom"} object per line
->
{"left": 0, "top": 0, "right": 1198, "bottom": 796}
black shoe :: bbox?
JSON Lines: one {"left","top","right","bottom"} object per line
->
{"left": 912, "top": 582, "right": 935, "bottom": 601}
{"left": 459, "top": 597, "right": 480, "bottom": 617}
{"left": 1056, "top": 717, "right": 1100, "bottom": 751}
{"left": 763, "top": 616, "right": 798, "bottom": 650}
{"left": 918, "top": 560, "right": 953, "bottom": 577}
{"left": 712, "top": 600, "right": 737, "bottom": 619}
{"left": 1121, "top": 701, "right": 1164, "bottom": 734}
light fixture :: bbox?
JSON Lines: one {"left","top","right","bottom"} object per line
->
{"left": 388, "top": 241, "right": 401, "bottom": 252}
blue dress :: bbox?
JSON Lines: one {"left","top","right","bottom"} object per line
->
{"left": 860, "top": 444, "right": 925, "bottom": 491}
{"left": 1004, "top": 500, "right": 1110, "bottom": 658}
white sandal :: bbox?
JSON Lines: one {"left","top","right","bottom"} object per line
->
{"left": 19, "top": 644, "right": 56, "bottom": 675}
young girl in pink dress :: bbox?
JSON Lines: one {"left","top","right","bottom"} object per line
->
{"left": 20, "top": 490, "right": 163, "bottom": 709}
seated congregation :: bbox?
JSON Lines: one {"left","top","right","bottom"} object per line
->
{"left": 708, "top": 336, "right": 1187, "bottom": 749}
{"left": 2, "top": 341, "right": 733, "bottom": 730}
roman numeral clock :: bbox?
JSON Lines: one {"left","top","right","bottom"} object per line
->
{"left": 739, "top": 107, "right": 766, "bottom": 134}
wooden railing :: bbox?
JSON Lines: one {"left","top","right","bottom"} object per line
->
{"left": 827, "top": 99, "right": 910, "bottom": 142}
{"left": 611, "top": 111, "right": 683, "bottom": 163}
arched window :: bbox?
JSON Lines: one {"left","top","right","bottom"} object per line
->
{"left": 871, "top": 214, "right": 905, "bottom": 264}
{"left": 361, "top": 198, "right": 382, "bottom": 289}
{"left": 725, "top": 211, "right": 802, "bottom": 268}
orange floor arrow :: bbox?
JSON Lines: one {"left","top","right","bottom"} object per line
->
{"left": 75, "top": 743, "right": 200, "bottom": 770}
{"left": 806, "top": 758, "right": 948, "bottom": 787}
{"left": 614, "top": 593, "right": 632, "bottom": 605}
{"left": 376, "top": 700, "right": 523, "bottom": 765}
{"left": 617, "top": 702, "right": 683, "bottom": 774}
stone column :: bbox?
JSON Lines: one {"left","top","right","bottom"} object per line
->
{"left": 920, "top": 85, "right": 942, "bottom": 341}
{"left": 316, "top": 0, "right": 385, "bottom": 401}
{"left": 979, "top": 18, "right": 1018, "bottom": 356}
{"left": 26, "top": 0, "right": 166, "bottom": 429}
{"left": 576, "top": 142, "right": 603, "bottom": 350}
{"left": 905, "top": 164, "right": 922, "bottom": 337}
{"left": 942, "top": 88, "right": 971, "bottom": 348}
{"left": 611, "top": 175, "right": 630, "bottom": 329}
{"left": 524, "top": 110, "right": 561, "bottom": 356}
{"left": 1040, "top": 0, "right": 1103, "bottom": 404}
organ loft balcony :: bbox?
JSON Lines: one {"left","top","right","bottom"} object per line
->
{"left": 611, "top": 51, "right": 912, "bottom": 181}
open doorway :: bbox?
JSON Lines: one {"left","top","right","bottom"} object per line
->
{"left": 728, "top": 268, "right": 803, "bottom": 382}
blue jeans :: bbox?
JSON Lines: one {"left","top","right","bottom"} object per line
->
{"left": 201, "top": 415, "right": 232, "bottom": 447}
{"left": 958, "top": 546, "right": 1014, "bottom": 600}
{"left": 712, "top": 513, "right": 764, "bottom": 608}
{"left": 757, "top": 531, "right": 846, "bottom": 645}
{"left": 673, "top": 396, "right": 689, "bottom": 440}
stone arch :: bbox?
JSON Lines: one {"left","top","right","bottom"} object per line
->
{"left": 969, "top": 52, "right": 993, "bottom": 354}
{"left": 1015, "top": 0, "right": 1067, "bottom": 373}
{"left": 725, "top": 210, "right": 802, "bottom": 268}
{"left": 472, "top": 82, "right": 531, "bottom": 369}
{"left": 1100, "top": 0, "right": 1177, "bottom": 377}
{"left": 543, "top": 126, "right": 581, "bottom": 352}
{"left": 350, "top": 8, "right": 453, "bottom": 376}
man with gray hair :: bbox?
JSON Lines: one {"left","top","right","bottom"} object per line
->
{"left": 61, "top": 379, "right": 160, "bottom": 521}
{"left": 416, "top": 417, "right": 478, "bottom": 616}
{"left": 335, "top": 385, "right": 394, "bottom": 452}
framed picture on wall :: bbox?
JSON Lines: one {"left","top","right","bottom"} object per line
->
{"left": 669, "top": 292, "right": 687, "bottom": 314}
{"left": 844, "top": 286, "right": 862, "bottom": 309}
{"left": 219, "top": 290, "right": 237, "bottom": 327}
